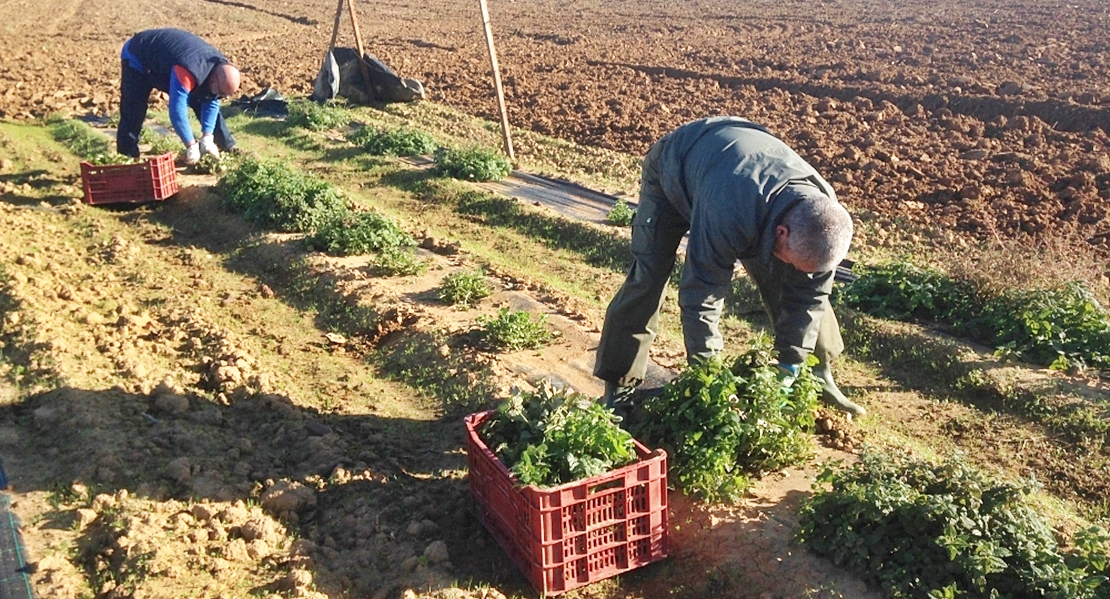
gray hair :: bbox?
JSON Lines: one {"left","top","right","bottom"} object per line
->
{"left": 781, "top": 194, "right": 854, "bottom": 272}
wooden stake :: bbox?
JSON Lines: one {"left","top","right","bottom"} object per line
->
{"left": 346, "top": 0, "right": 376, "bottom": 102}
{"left": 478, "top": 0, "right": 515, "bottom": 163}
{"left": 327, "top": 0, "right": 344, "bottom": 53}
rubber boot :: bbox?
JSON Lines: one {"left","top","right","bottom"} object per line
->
{"left": 812, "top": 362, "right": 866, "bottom": 417}
{"left": 602, "top": 381, "right": 636, "bottom": 409}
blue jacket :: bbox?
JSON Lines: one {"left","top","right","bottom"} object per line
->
{"left": 121, "top": 29, "right": 228, "bottom": 142}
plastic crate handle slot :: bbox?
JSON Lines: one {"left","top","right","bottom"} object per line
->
{"left": 588, "top": 479, "right": 624, "bottom": 495}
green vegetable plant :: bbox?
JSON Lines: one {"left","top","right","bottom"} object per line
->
{"left": 47, "top": 117, "right": 113, "bottom": 160}
{"left": 633, "top": 333, "right": 819, "bottom": 503}
{"left": 216, "top": 156, "right": 346, "bottom": 233}
{"left": 479, "top": 383, "right": 637, "bottom": 488}
{"left": 437, "top": 269, "right": 491, "bottom": 307}
{"left": 838, "top": 261, "right": 1110, "bottom": 371}
{"left": 477, "top": 308, "right": 553, "bottom": 351}
{"left": 606, "top": 199, "right": 636, "bottom": 227}
{"left": 146, "top": 134, "right": 182, "bottom": 156}
{"left": 369, "top": 247, "right": 427, "bottom": 277}
{"left": 192, "top": 153, "right": 229, "bottom": 175}
{"left": 348, "top": 126, "right": 437, "bottom": 156}
{"left": 286, "top": 98, "right": 351, "bottom": 131}
{"left": 433, "top": 146, "right": 513, "bottom": 182}
{"left": 306, "top": 210, "right": 416, "bottom": 256}
{"left": 798, "top": 449, "right": 1110, "bottom": 599}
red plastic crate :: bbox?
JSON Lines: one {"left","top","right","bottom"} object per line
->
{"left": 80, "top": 152, "right": 179, "bottom": 205}
{"left": 465, "top": 410, "right": 669, "bottom": 596}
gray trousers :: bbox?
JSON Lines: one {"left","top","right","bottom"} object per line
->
{"left": 593, "top": 147, "right": 844, "bottom": 387}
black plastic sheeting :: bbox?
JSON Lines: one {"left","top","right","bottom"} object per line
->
{"left": 0, "top": 460, "right": 33, "bottom": 599}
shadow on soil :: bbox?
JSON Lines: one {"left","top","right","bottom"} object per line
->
{"left": 5, "top": 384, "right": 534, "bottom": 598}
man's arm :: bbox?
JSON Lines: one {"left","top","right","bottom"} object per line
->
{"left": 774, "top": 267, "right": 835, "bottom": 366}
{"left": 168, "top": 66, "right": 197, "bottom": 146}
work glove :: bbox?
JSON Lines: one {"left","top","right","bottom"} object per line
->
{"left": 199, "top": 134, "right": 220, "bottom": 159}
{"left": 775, "top": 363, "right": 800, "bottom": 394}
{"left": 182, "top": 141, "right": 201, "bottom": 166}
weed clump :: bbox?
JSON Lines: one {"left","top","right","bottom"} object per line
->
{"left": 307, "top": 211, "right": 416, "bottom": 256}
{"left": 606, "top": 199, "right": 636, "bottom": 227}
{"left": 478, "top": 308, "right": 553, "bottom": 351}
{"left": 437, "top": 269, "right": 491, "bottom": 307}
{"left": 433, "top": 146, "right": 512, "bottom": 182}
{"left": 286, "top": 98, "right": 351, "bottom": 131}
{"left": 348, "top": 126, "right": 437, "bottom": 156}
{"left": 634, "top": 335, "right": 819, "bottom": 503}
{"left": 216, "top": 156, "right": 345, "bottom": 233}
{"left": 480, "top": 383, "right": 637, "bottom": 487}
{"left": 799, "top": 449, "right": 1110, "bottom": 599}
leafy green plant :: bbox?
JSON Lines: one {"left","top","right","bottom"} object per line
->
{"left": 216, "top": 156, "right": 346, "bottom": 232}
{"left": 286, "top": 98, "right": 351, "bottom": 131}
{"left": 192, "top": 153, "right": 229, "bottom": 175}
{"left": 798, "top": 449, "right": 1110, "bottom": 599}
{"left": 480, "top": 383, "right": 637, "bottom": 487}
{"left": 370, "top": 247, "right": 427, "bottom": 277}
{"left": 838, "top": 261, "right": 1110, "bottom": 371}
{"left": 634, "top": 334, "right": 819, "bottom": 503}
{"left": 837, "top": 261, "right": 977, "bottom": 323}
{"left": 477, "top": 308, "right": 553, "bottom": 351}
{"left": 47, "top": 117, "right": 113, "bottom": 159}
{"left": 306, "top": 210, "right": 415, "bottom": 256}
{"left": 433, "top": 146, "right": 513, "bottom": 182}
{"left": 437, "top": 269, "right": 491, "bottom": 307}
{"left": 606, "top": 199, "right": 636, "bottom": 226}
{"left": 971, "top": 283, "right": 1110, "bottom": 371}
{"left": 146, "top": 134, "right": 182, "bottom": 156}
{"left": 85, "top": 153, "right": 140, "bottom": 165}
{"left": 348, "top": 126, "right": 437, "bottom": 156}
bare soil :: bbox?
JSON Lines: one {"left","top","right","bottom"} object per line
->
{"left": 2, "top": 0, "right": 1109, "bottom": 259}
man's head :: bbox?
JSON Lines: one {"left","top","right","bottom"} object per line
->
{"left": 208, "top": 64, "right": 241, "bottom": 98}
{"left": 772, "top": 194, "right": 854, "bottom": 273}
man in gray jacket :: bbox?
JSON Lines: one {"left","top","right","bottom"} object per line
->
{"left": 594, "top": 116, "right": 865, "bottom": 416}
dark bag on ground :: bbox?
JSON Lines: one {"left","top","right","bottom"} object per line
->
{"left": 318, "top": 47, "right": 424, "bottom": 104}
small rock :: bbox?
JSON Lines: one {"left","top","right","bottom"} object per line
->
{"left": 401, "top": 556, "right": 420, "bottom": 572}
{"left": 996, "top": 80, "right": 1025, "bottom": 96}
{"left": 424, "top": 540, "right": 449, "bottom": 564}
{"left": 260, "top": 480, "right": 317, "bottom": 514}
{"left": 960, "top": 149, "right": 990, "bottom": 160}
{"left": 192, "top": 504, "right": 218, "bottom": 522}
{"left": 165, "top": 457, "right": 191, "bottom": 483}
{"left": 240, "top": 517, "right": 275, "bottom": 542}
{"left": 0, "top": 159, "right": 12, "bottom": 172}
{"left": 75, "top": 508, "right": 98, "bottom": 530}
{"left": 304, "top": 420, "right": 333, "bottom": 436}
{"left": 259, "top": 284, "right": 275, "bottom": 299}
{"left": 407, "top": 521, "right": 423, "bottom": 536}
{"left": 153, "top": 394, "right": 190, "bottom": 415}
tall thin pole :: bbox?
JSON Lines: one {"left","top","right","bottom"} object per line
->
{"left": 346, "top": 0, "right": 376, "bottom": 102}
{"left": 328, "top": 0, "right": 344, "bottom": 52}
{"left": 478, "top": 0, "right": 515, "bottom": 163}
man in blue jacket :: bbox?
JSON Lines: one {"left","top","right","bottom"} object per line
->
{"left": 594, "top": 117, "right": 865, "bottom": 416}
{"left": 117, "top": 29, "right": 241, "bottom": 164}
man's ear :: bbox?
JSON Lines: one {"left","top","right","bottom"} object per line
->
{"left": 775, "top": 224, "right": 789, "bottom": 243}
